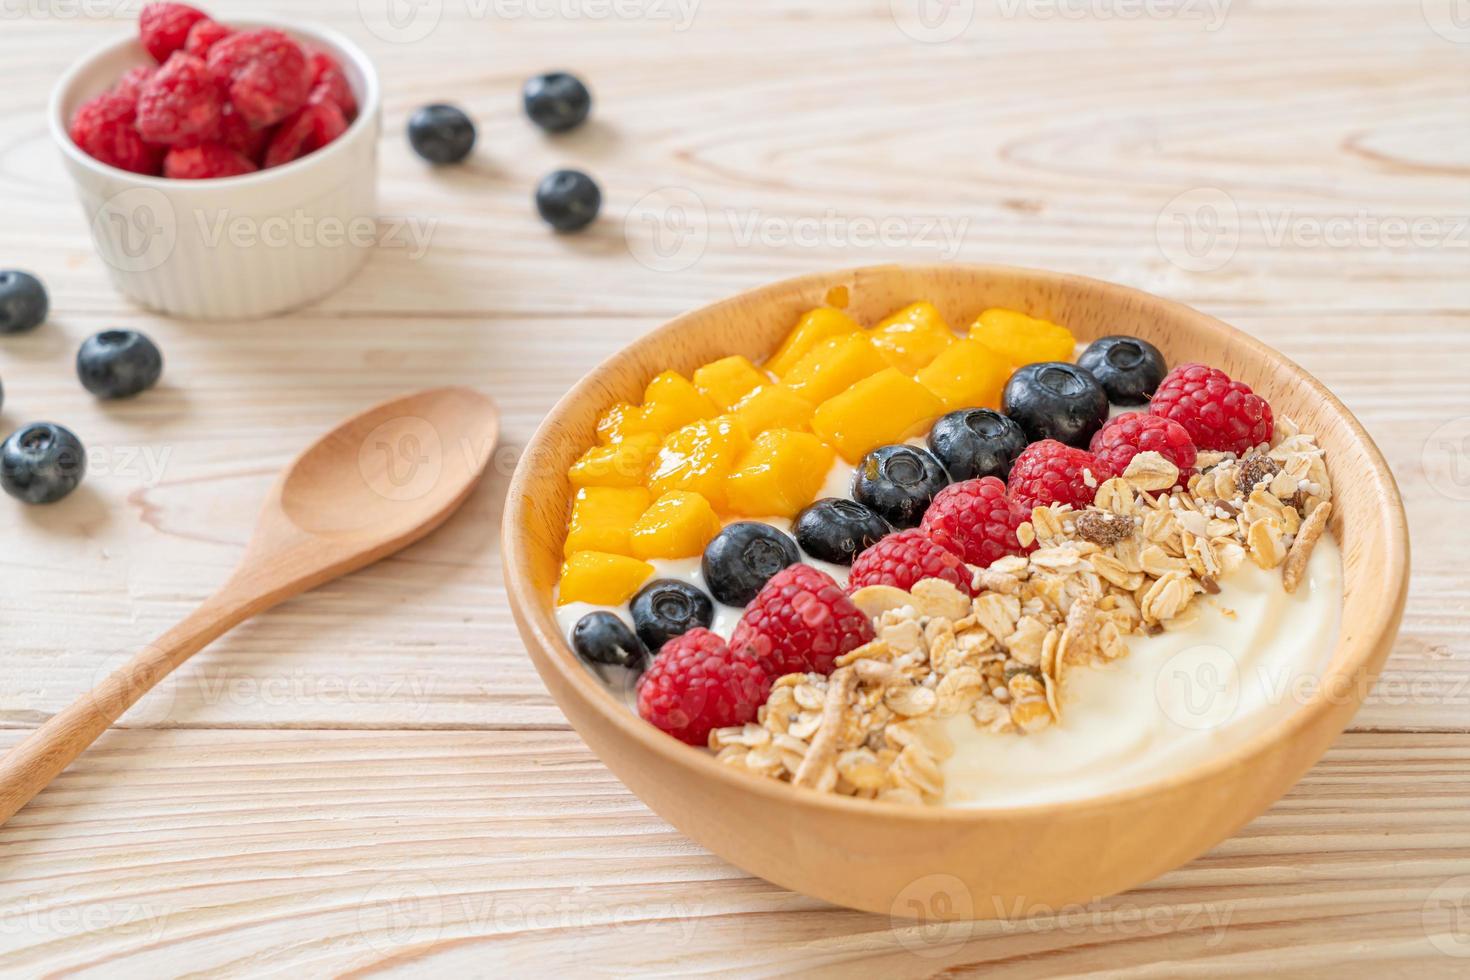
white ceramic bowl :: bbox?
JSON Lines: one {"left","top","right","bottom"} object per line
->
{"left": 48, "top": 19, "right": 381, "bottom": 320}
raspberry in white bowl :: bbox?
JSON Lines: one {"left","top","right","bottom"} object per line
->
{"left": 48, "top": 7, "right": 381, "bottom": 318}
{"left": 68, "top": 3, "right": 357, "bottom": 180}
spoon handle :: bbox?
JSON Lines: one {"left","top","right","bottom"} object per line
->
{"left": 0, "top": 590, "right": 256, "bottom": 825}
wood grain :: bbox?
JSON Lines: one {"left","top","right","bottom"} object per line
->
{"left": 0, "top": 0, "right": 1466, "bottom": 972}
{"left": 3, "top": 729, "right": 1470, "bottom": 977}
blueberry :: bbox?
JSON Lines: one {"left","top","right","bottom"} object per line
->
{"left": 523, "top": 71, "right": 592, "bottom": 133}
{"left": 927, "top": 409, "right": 1028, "bottom": 481}
{"left": 0, "top": 270, "right": 48, "bottom": 335}
{"left": 1077, "top": 335, "right": 1167, "bottom": 405}
{"left": 407, "top": 104, "right": 476, "bottom": 164}
{"left": 793, "top": 497, "right": 891, "bottom": 566}
{"left": 1003, "top": 362, "right": 1109, "bottom": 448}
{"left": 0, "top": 422, "right": 86, "bottom": 504}
{"left": 629, "top": 578, "right": 714, "bottom": 652}
{"left": 852, "top": 444, "right": 949, "bottom": 529}
{"left": 76, "top": 329, "right": 163, "bottom": 399}
{"left": 571, "top": 611, "right": 647, "bottom": 670}
{"left": 535, "top": 169, "right": 601, "bottom": 232}
{"left": 702, "top": 521, "right": 800, "bottom": 606}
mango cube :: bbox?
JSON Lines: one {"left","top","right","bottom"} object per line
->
{"left": 868, "top": 301, "right": 956, "bottom": 373}
{"left": 732, "top": 383, "right": 814, "bottom": 435}
{"left": 647, "top": 415, "right": 750, "bottom": 511}
{"left": 693, "top": 355, "right": 768, "bottom": 410}
{"left": 917, "top": 338, "right": 1012, "bottom": 411}
{"left": 563, "top": 486, "right": 651, "bottom": 556}
{"left": 969, "top": 308, "right": 1077, "bottom": 366}
{"left": 629, "top": 490, "right": 722, "bottom": 559}
{"left": 595, "top": 401, "right": 668, "bottom": 444}
{"left": 568, "top": 433, "right": 661, "bottom": 488}
{"left": 725, "top": 429, "right": 834, "bottom": 518}
{"left": 782, "top": 334, "right": 888, "bottom": 406}
{"left": 558, "top": 550, "right": 654, "bottom": 606}
{"left": 766, "top": 308, "right": 862, "bottom": 377}
{"left": 811, "top": 368, "right": 945, "bottom": 463}
{"left": 641, "top": 371, "right": 718, "bottom": 436}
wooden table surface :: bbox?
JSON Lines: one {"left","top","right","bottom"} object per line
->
{"left": 2, "top": 1, "right": 1468, "bottom": 975}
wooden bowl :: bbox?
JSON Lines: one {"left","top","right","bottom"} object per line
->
{"left": 502, "top": 264, "right": 1409, "bottom": 918}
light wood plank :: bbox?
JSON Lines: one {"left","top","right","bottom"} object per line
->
{"left": 3, "top": 729, "right": 1470, "bottom": 977}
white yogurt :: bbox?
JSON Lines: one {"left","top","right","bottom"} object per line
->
{"left": 938, "top": 532, "right": 1342, "bottom": 807}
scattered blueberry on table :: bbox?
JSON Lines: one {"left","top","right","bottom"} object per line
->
{"left": 629, "top": 578, "right": 713, "bottom": 652}
{"left": 1002, "top": 361, "right": 1109, "bottom": 448}
{"left": 76, "top": 329, "right": 164, "bottom": 399}
{"left": 701, "top": 521, "right": 799, "bottom": 606}
{"left": 523, "top": 71, "right": 592, "bottom": 133}
{"left": 793, "top": 497, "right": 890, "bottom": 566}
{"left": 407, "top": 104, "right": 476, "bottom": 164}
{"left": 535, "top": 169, "right": 601, "bottom": 232}
{"left": 1077, "top": 335, "right": 1167, "bottom": 405}
{"left": 852, "top": 443, "right": 949, "bottom": 529}
{"left": 0, "top": 270, "right": 48, "bottom": 335}
{"left": 572, "top": 611, "right": 647, "bottom": 670}
{"left": 927, "top": 408, "right": 1028, "bottom": 481}
{"left": 0, "top": 422, "right": 86, "bottom": 504}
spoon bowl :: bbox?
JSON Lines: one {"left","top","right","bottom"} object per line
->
{"left": 278, "top": 386, "right": 497, "bottom": 538}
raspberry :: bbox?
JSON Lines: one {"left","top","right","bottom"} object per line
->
{"left": 113, "top": 65, "right": 155, "bottom": 103}
{"left": 136, "top": 52, "right": 223, "bottom": 146}
{"left": 1149, "top": 363, "right": 1274, "bottom": 455}
{"left": 729, "top": 564, "right": 875, "bottom": 677}
{"left": 69, "top": 91, "right": 161, "bottom": 175}
{"left": 1007, "top": 439, "right": 1111, "bottom": 510}
{"left": 263, "top": 101, "right": 347, "bottom": 168}
{"left": 1089, "top": 412, "right": 1197, "bottom": 489}
{"left": 920, "top": 477, "right": 1032, "bottom": 568}
{"left": 208, "top": 29, "right": 312, "bottom": 129}
{"left": 636, "top": 628, "right": 770, "bottom": 746}
{"left": 163, "top": 141, "right": 257, "bottom": 179}
{"left": 138, "top": 2, "right": 208, "bottom": 63}
{"left": 217, "top": 105, "right": 270, "bottom": 162}
{"left": 305, "top": 47, "right": 358, "bottom": 119}
{"left": 848, "top": 528, "right": 975, "bottom": 597}
{"left": 184, "top": 18, "right": 232, "bottom": 57}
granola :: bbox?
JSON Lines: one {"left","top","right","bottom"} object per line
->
{"left": 709, "top": 420, "right": 1335, "bottom": 804}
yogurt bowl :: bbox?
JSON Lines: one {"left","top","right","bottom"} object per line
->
{"left": 502, "top": 264, "right": 1408, "bottom": 918}
{"left": 48, "top": 18, "right": 381, "bottom": 320}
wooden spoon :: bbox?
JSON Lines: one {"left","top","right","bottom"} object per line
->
{"left": 0, "top": 386, "right": 499, "bottom": 825}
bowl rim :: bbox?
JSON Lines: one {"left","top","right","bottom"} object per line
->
{"left": 47, "top": 17, "right": 381, "bottom": 190}
{"left": 503, "top": 263, "right": 1411, "bottom": 823}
